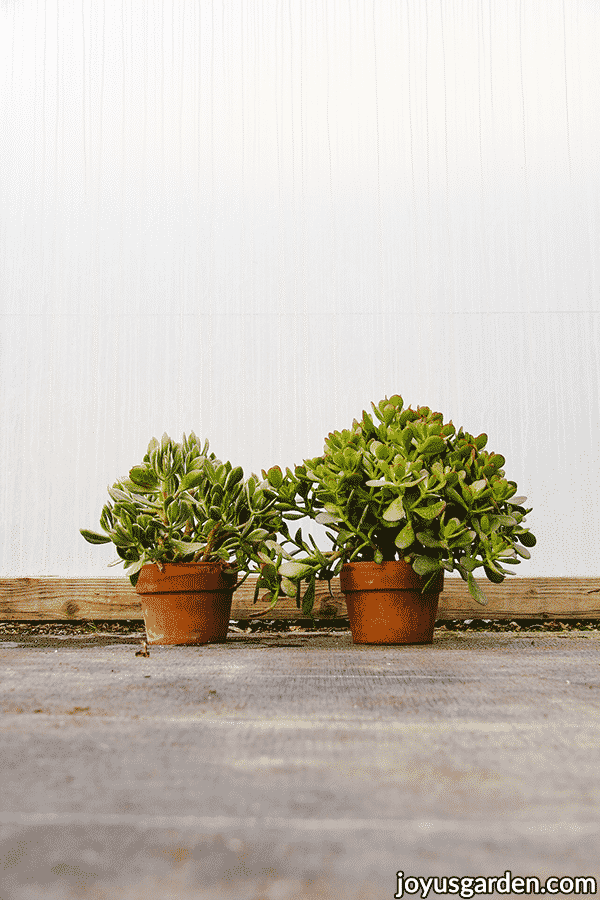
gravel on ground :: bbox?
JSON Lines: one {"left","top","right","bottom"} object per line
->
{"left": 1, "top": 618, "right": 599, "bottom": 637}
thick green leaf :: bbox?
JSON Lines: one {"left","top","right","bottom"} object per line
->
{"left": 171, "top": 540, "right": 205, "bottom": 555}
{"left": 245, "top": 528, "right": 270, "bottom": 542}
{"left": 448, "top": 530, "right": 476, "bottom": 549}
{"left": 125, "top": 491, "right": 161, "bottom": 510}
{"left": 458, "top": 555, "right": 479, "bottom": 573}
{"left": 280, "top": 576, "right": 297, "bottom": 597}
{"left": 413, "top": 500, "right": 446, "bottom": 520}
{"left": 483, "top": 564, "right": 505, "bottom": 584}
{"left": 99, "top": 508, "right": 113, "bottom": 532}
{"left": 316, "top": 511, "right": 341, "bottom": 524}
{"left": 279, "top": 560, "right": 313, "bottom": 579}
{"left": 265, "top": 466, "right": 283, "bottom": 489}
{"left": 108, "top": 486, "right": 132, "bottom": 504}
{"left": 146, "top": 437, "right": 160, "bottom": 455}
{"left": 419, "top": 436, "right": 446, "bottom": 456}
{"left": 494, "top": 514, "right": 518, "bottom": 527}
{"left": 394, "top": 521, "right": 414, "bottom": 550}
{"left": 422, "top": 570, "right": 442, "bottom": 592}
{"left": 225, "top": 466, "right": 245, "bottom": 491}
{"left": 471, "top": 479, "right": 488, "bottom": 497}
{"left": 514, "top": 543, "right": 531, "bottom": 559}
{"left": 459, "top": 480, "right": 473, "bottom": 502}
{"left": 402, "top": 472, "right": 428, "bottom": 488}
{"left": 80, "top": 529, "right": 111, "bottom": 545}
{"left": 489, "top": 454, "right": 506, "bottom": 471}
{"left": 518, "top": 530, "right": 537, "bottom": 547}
{"left": 446, "top": 486, "right": 468, "bottom": 509}
{"left": 415, "top": 530, "right": 444, "bottom": 548}
{"left": 430, "top": 460, "right": 445, "bottom": 481}
{"left": 383, "top": 496, "right": 405, "bottom": 522}
{"left": 129, "top": 466, "right": 158, "bottom": 489}
{"left": 467, "top": 572, "right": 488, "bottom": 605}
{"left": 443, "top": 517, "right": 462, "bottom": 537}
{"left": 167, "top": 501, "right": 181, "bottom": 524}
{"left": 257, "top": 551, "right": 273, "bottom": 566}
{"left": 178, "top": 470, "right": 206, "bottom": 493}
{"left": 340, "top": 472, "right": 362, "bottom": 488}
{"left": 374, "top": 443, "right": 390, "bottom": 460}
{"left": 479, "top": 514, "right": 491, "bottom": 533}
{"left": 302, "top": 576, "right": 316, "bottom": 616}
{"left": 259, "top": 563, "right": 279, "bottom": 590}
{"left": 412, "top": 555, "right": 440, "bottom": 576}
{"left": 264, "top": 539, "right": 292, "bottom": 560}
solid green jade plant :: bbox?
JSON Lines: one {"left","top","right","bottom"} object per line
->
{"left": 259, "top": 395, "right": 536, "bottom": 611}
{"left": 81, "top": 432, "right": 288, "bottom": 593}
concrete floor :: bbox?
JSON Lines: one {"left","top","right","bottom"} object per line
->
{"left": 1, "top": 629, "right": 599, "bottom": 898}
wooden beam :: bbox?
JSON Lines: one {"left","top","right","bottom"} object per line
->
{"left": 1, "top": 576, "right": 600, "bottom": 621}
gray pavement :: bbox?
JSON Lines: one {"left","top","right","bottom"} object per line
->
{"left": 1, "top": 629, "right": 600, "bottom": 899}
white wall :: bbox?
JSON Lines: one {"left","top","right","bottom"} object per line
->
{"left": 1, "top": 0, "right": 599, "bottom": 577}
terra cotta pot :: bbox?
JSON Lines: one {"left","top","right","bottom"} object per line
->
{"left": 134, "top": 561, "right": 238, "bottom": 645}
{"left": 339, "top": 560, "right": 444, "bottom": 645}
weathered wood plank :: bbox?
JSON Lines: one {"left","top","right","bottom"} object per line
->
{"left": 1, "top": 576, "right": 600, "bottom": 621}
{"left": 0, "top": 579, "right": 139, "bottom": 621}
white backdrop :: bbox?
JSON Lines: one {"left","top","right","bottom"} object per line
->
{"left": 1, "top": 0, "right": 599, "bottom": 576}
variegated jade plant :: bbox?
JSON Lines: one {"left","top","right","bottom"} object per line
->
{"left": 80, "top": 432, "right": 287, "bottom": 592}
{"left": 260, "top": 395, "right": 536, "bottom": 611}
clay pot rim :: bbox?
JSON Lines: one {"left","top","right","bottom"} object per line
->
{"left": 135, "top": 560, "right": 238, "bottom": 595}
{"left": 340, "top": 559, "right": 444, "bottom": 593}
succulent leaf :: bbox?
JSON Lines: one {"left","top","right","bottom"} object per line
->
{"left": 301, "top": 576, "right": 316, "bottom": 616}
{"left": 518, "top": 531, "right": 536, "bottom": 547}
{"left": 467, "top": 573, "right": 488, "bottom": 605}
{"left": 413, "top": 500, "right": 446, "bottom": 520}
{"left": 279, "top": 560, "right": 313, "bottom": 579}
{"left": 419, "top": 436, "right": 446, "bottom": 456}
{"left": 415, "top": 530, "right": 444, "bottom": 548}
{"left": 412, "top": 555, "right": 440, "bottom": 576}
{"left": 483, "top": 565, "right": 505, "bottom": 584}
{"left": 383, "top": 497, "right": 405, "bottom": 522}
{"left": 514, "top": 543, "right": 531, "bottom": 559}
{"left": 315, "top": 511, "right": 342, "bottom": 524}
{"left": 280, "top": 576, "right": 297, "bottom": 597}
{"left": 80, "top": 529, "right": 111, "bottom": 545}
{"left": 395, "top": 521, "right": 414, "bottom": 549}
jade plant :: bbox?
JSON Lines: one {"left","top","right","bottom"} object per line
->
{"left": 260, "top": 395, "right": 536, "bottom": 610}
{"left": 80, "top": 432, "right": 288, "bottom": 592}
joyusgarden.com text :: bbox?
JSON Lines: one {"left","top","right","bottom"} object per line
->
{"left": 394, "top": 872, "right": 597, "bottom": 898}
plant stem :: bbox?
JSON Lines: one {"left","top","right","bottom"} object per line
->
{"left": 200, "top": 522, "right": 221, "bottom": 561}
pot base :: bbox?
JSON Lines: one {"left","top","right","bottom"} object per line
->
{"left": 139, "top": 593, "right": 233, "bottom": 645}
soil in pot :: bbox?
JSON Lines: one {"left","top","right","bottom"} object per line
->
{"left": 134, "top": 562, "right": 238, "bottom": 645}
{"left": 339, "top": 560, "right": 444, "bottom": 645}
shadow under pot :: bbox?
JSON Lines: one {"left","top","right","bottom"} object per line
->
{"left": 339, "top": 560, "right": 444, "bottom": 645}
{"left": 134, "top": 561, "right": 238, "bottom": 645}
